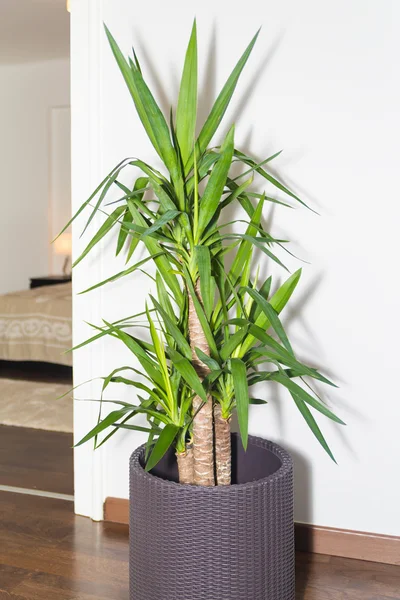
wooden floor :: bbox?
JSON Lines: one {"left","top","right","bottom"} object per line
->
{"left": 0, "top": 492, "right": 399, "bottom": 599}
{"left": 0, "top": 425, "right": 73, "bottom": 495}
{"left": 0, "top": 360, "right": 73, "bottom": 495}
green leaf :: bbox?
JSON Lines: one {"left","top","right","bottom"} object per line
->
{"left": 186, "top": 151, "right": 220, "bottom": 196}
{"left": 184, "top": 267, "right": 219, "bottom": 358}
{"left": 222, "top": 233, "right": 288, "bottom": 272}
{"left": 290, "top": 391, "right": 336, "bottom": 462}
{"left": 251, "top": 276, "right": 272, "bottom": 320}
{"left": 75, "top": 406, "right": 134, "bottom": 447}
{"left": 270, "top": 269, "right": 302, "bottom": 314}
{"left": 231, "top": 358, "right": 249, "bottom": 450}
{"left": 197, "top": 125, "right": 235, "bottom": 237}
{"left": 186, "top": 29, "right": 260, "bottom": 173}
{"left": 220, "top": 175, "right": 254, "bottom": 213}
{"left": 271, "top": 372, "right": 345, "bottom": 425}
{"left": 105, "top": 27, "right": 165, "bottom": 161}
{"left": 94, "top": 411, "right": 138, "bottom": 448}
{"left": 244, "top": 287, "right": 293, "bottom": 354}
{"left": 116, "top": 208, "right": 132, "bottom": 255}
{"left": 155, "top": 272, "right": 175, "bottom": 320}
{"left": 142, "top": 209, "right": 181, "bottom": 237}
{"left": 220, "top": 327, "right": 249, "bottom": 362}
{"left": 67, "top": 310, "right": 148, "bottom": 353}
{"left": 234, "top": 149, "right": 315, "bottom": 212}
{"left": 102, "top": 320, "right": 165, "bottom": 390}
{"left": 195, "top": 246, "right": 213, "bottom": 319}
{"left": 249, "top": 398, "right": 268, "bottom": 405}
{"left": 73, "top": 206, "right": 125, "bottom": 268}
{"left": 54, "top": 157, "right": 132, "bottom": 241}
{"left": 244, "top": 325, "right": 335, "bottom": 387}
{"left": 168, "top": 348, "right": 207, "bottom": 402}
{"left": 240, "top": 269, "right": 302, "bottom": 356}
{"left": 128, "top": 203, "right": 183, "bottom": 306}
{"left": 150, "top": 295, "right": 192, "bottom": 360}
{"left": 116, "top": 176, "right": 148, "bottom": 256}
{"left": 231, "top": 150, "right": 283, "bottom": 182}
{"left": 146, "top": 305, "right": 169, "bottom": 377}
{"left": 228, "top": 194, "right": 264, "bottom": 284}
{"left": 194, "top": 347, "right": 220, "bottom": 371}
{"left": 78, "top": 253, "right": 162, "bottom": 294}
{"left": 112, "top": 423, "right": 159, "bottom": 434}
{"left": 145, "top": 424, "right": 179, "bottom": 471}
{"left": 109, "top": 376, "right": 163, "bottom": 404}
{"left": 176, "top": 20, "right": 197, "bottom": 165}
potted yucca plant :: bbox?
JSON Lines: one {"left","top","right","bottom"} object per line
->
{"left": 62, "top": 21, "right": 344, "bottom": 600}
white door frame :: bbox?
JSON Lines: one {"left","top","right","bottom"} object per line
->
{"left": 71, "top": 0, "right": 106, "bottom": 520}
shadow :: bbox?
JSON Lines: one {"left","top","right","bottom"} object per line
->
{"left": 283, "top": 444, "right": 314, "bottom": 599}
{"left": 284, "top": 273, "right": 326, "bottom": 353}
{"left": 230, "top": 34, "right": 285, "bottom": 127}
{"left": 267, "top": 161, "right": 326, "bottom": 213}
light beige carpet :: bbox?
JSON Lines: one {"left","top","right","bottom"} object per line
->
{"left": 0, "top": 378, "right": 72, "bottom": 432}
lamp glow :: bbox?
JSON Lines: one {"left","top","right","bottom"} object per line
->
{"left": 54, "top": 233, "right": 72, "bottom": 275}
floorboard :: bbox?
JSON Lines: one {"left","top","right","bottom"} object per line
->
{"left": 0, "top": 425, "right": 73, "bottom": 495}
{"left": 0, "top": 492, "right": 399, "bottom": 599}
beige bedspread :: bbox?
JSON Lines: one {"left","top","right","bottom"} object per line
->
{"left": 0, "top": 283, "right": 72, "bottom": 366}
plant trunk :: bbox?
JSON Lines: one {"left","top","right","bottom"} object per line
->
{"left": 214, "top": 403, "right": 231, "bottom": 485}
{"left": 188, "top": 281, "right": 215, "bottom": 486}
{"left": 176, "top": 445, "right": 194, "bottom": 484}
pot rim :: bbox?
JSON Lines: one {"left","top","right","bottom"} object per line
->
{"left": 130, "top": 433, "right": 293, "bottom": 492}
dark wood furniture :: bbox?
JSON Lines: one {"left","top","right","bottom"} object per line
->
{"left": 30, "top": 275, "right": 71, "bottom": 289}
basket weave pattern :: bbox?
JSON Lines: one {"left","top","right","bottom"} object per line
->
{"left": 129, "top": 434, "right": 294, "bottom": 600}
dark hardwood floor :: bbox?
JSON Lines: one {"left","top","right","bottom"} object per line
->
{"left": 0, "top": 491, "right": 399, "bottom": 599}
{"left": 0, "top": 426, "right": 73, "bottom": 495}
{"left": 0, "top": 360, "right": 73, "bottom": 495}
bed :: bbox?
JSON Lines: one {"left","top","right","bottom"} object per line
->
{"left": 0, "top": 283, "right": 72, "bottom": 367}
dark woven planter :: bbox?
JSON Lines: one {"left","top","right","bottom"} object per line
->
{"left": 129, "top": 433, "right": 294, "bottom": 600}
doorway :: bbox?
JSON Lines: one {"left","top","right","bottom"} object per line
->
{"left": 0, "top": 0, "right": 72, "bottom": 500}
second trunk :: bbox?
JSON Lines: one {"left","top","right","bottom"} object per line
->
{"left": 214, "top": 403, "right": 231, "bottom": 485}
{"left": 188, "top": 281, "right": 215, "bottom": 486}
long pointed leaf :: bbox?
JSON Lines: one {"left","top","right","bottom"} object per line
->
{"left": 73, "top": 206, "right": 125, "bottom": 268}
{"left": 244, "top": 287, "right": 293, "bottom": 354}
{"left": 78, "top": 253, "right": 162, "bottom": 294}
{"left": 290, "top": 391, "right": 336, "bottom": 462}
{"left": 197, "top": 125, "right": 235, "bottom": 237}
{"left": 75, "top": 406, "right": 134, "bottom": 447}
{"left": 195, "top": 246, "right": 213, "bottom": 319}
{"left": 145, "top": 424, "right": 179, "bottom": 471}
{"left": 54, "top": 157, "right": 132, "bottom": 240}
{"left": 168, "top": 348, "right": 207, "bottom": 403}
{"left": 176, "top": 20, "right": 198, "bottom": 165}
{"left": 185, "top": 29, "right": 260, "bottom": 173}
{"left": 271, "top": 372, "right": 345, "bottom": 425}
{"left": 240, "top": 269, "right": 302, "bottom": 356}
{"left": 220, "top": 327, "right": 249, "bottom": 361}
{"left": 150, "top": 295, "right": 192, "bottom": 360}
{"left": 231, "top": 358, "right": 249, "bottom": 449}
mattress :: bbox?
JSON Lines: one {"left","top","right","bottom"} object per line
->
{"left": 0, "top": 282, "right": 72, "bottom": 366}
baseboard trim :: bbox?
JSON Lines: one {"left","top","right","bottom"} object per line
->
{"left": 104, "top": 496, "right": 129, "bottom": 525}
{"left": 104, "top": 497, "right": 400, "bottom": 566}
{"left": 295, "top": 522, "right": 400, "bottom": 566}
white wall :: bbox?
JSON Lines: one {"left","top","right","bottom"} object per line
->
{"left": 0, "top": 59, "right": 70, "bottom": 294}
{"left": 71, "top": 0, "right": 400, "bottom": 535}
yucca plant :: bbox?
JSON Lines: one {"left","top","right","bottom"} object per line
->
{"left": 62, "top": 21, "right": 344, "bottom": 487}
